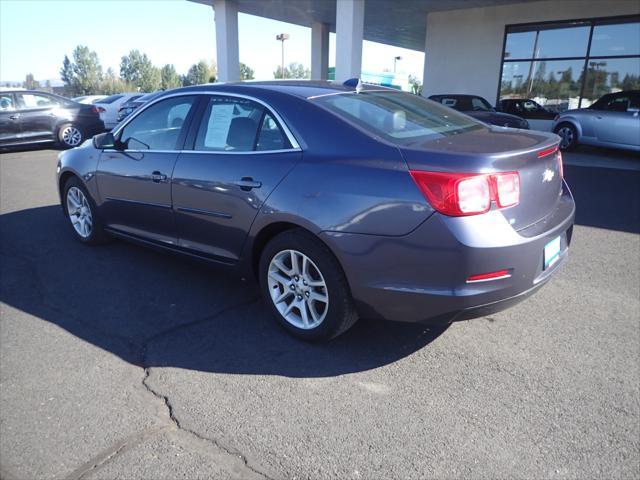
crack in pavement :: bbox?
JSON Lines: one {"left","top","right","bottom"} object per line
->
{"left": 61, "top": 426, "right": 171, "bottom": 480}
{"left": 138, "top": 298, "right": 275, "bottom": 480}
{"left": 2, "top": 247, "right": 273, "bottom": 479}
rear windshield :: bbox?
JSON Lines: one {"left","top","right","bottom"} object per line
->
{"left": 95, "top": 94, "right": 124, "bottom": 104}
{"left": 312, "top": 90, "right": 483, "bottom": 145}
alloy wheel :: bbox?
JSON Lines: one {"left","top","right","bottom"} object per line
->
{"left": 267, "top": 249, "right": 329, "bottom": 329}
{"left": 557, "top": 126, "right": 574, "bottom": 149}
{"left": 61, "top": 126, "right": 82, "bottom": 147}
{"left": 66, "top": 186, "right": 92, "bottom": 238}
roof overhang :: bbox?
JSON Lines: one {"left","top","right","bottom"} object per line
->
{"left": 189, "top": 0, "right": 541, "bottom": 51}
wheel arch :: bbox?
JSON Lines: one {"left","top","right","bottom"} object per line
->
{"left": 553, "top": 117, "right": 582, "bottom": 137}
{"left": 247, "top": 219, "right": 347, "bottom": 286}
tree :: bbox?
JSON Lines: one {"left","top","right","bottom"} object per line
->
{"left": 59, "top": 46, "right": 103, "bottom": 96}
{"left": 408, "top": 75, "right": 423, "bottom": 95}
{"left": 100, "top": 67, "right": 130, "bottom": 94}
{"left": 60, "top": 55, "right": 74, "bottom": 87}
{"left": 184, "top": 60, "right": 215, "bottom": 86}
{"left": 120, "top": 50, "right": 161, "bottom": 92}
{"left": 273, "top": 62, "right": 310, "bottom": 79}
{"left": 160, "top": 64, "right": 182, "bottom": 90}
{"left": 23, "top": 73, "right": 40, "bottom": 90}
{"left": 239, "top": 62, "right": 255, "bottom": 81}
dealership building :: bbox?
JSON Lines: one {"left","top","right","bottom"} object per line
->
{"left": 190, "top": 0, "right": 639, "bottom": 113}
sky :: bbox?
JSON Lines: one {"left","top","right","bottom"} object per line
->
{"left": 0, "top": 0, "right": 425, "bottom": 84}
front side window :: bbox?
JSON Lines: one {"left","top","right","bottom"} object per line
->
{"left": 118, "top": 95, "right": 196, "bottom": 150}
{"left": 194, "top": 96, "right": 291, "bottom": 152}
{"left": 15, "top": 93, "right": 58, "bottom": 109}
{"left": 313, "top": 91, "right": 482, "bottom": 145}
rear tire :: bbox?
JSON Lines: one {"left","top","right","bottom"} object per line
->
{"left": 58, "top": 123, "right": 84, "bottom": 149}
{"left": 63, "top": 176, "right": 109, "bottom": 245}
{"left": 259, "top": 229, "right": 358, "bottom": 341}
{"left": 554, "top": 122, "right": 578, "bottom": 151}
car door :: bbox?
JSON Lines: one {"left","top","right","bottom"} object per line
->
{"left": 593, "top": 93, "right": 640, "bottom": 146}
{"left": 13, "top": 92, "right": 59, "bottom": 141}
{"left": 0, "top": 93, "right": 21, "bottom": 145}
{"left": 96, "top": 94, "right": 198, "bottom": 245}
{"left": 172, "top": 94, "right": 301, "bottom": 263}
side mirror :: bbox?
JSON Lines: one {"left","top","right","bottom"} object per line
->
{"left": 93, "top": 132, "right": 115, "bottom": 149}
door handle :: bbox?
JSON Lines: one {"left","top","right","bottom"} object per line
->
{"left": 150, "top": 171, "right": 167, "bottom": 183}
{"left": 234, "top": 177, "right": 262, "bottom": 191}
{"left": 9, "top": 114, "right": 20, "bottom": 120}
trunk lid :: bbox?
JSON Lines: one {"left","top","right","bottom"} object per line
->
{"left": 400, "top": 127, "right": 563, "bottom": 230}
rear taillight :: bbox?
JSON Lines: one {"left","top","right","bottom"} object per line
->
{"left": 494, "top": 172, "right": 520, "bottom": 208}
{"left": 409, "top": 171, "right": 520, "bottom": 217}
{"left": 91, "top": 106, "right": 105, "bottom": 114}
{"left": 557, "top": 150, "right": 564, "bottom": 179}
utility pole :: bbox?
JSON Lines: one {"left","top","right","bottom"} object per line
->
{"left": 393, "top": 56, "right": 402, "bottom": 73}
{"left": 276, "top": 33, "right": 290, "bottom": 79}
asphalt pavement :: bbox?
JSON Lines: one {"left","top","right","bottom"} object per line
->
{"left": 0, "top": 146, "right": 638, "bottom": 479}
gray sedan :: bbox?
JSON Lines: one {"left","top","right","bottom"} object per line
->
{"left": 553, "top": 90, "right": 640, "bottom": 152}
{"left": 56, "top": 81, "right": 575, "bottom": 341}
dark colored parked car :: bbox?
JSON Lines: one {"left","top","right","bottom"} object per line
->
{"left": 116, "top": 91, "right": 164, "bottom": 123}
{"left": 56, "top": 81, "right": 574, "bottom": 340}
{"left": 0, "top": 90, "right": 104, "bottom": 149}
{"left": 499, "top": 98, "right": 557, "bottom": 120}
{"left": 429, "top": 94, "right": 530, "bottom": 129}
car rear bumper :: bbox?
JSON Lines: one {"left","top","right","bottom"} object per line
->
{"left": 320, "top": 181, "right": 575, "bottom": 324}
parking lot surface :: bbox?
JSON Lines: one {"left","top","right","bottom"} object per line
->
{"left": 1, "top": 147, "right": 638, "bottom": 479}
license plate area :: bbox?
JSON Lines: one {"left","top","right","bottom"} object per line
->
{"left": 544, "top": 236, "right": 561, "bottom": 269}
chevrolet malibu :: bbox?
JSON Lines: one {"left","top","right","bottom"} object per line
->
{"left": 56, "top": 81, "right": 575, "bottom": 341}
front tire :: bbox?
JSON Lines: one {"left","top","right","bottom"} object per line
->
{"left": 259, "top": 229, "right": 358, "bottom": 341}
{"left": 63, "top": 177, "right": 109, "bottom": 245}
{"left": 555, "top": 123, "right": 578, "bottom": 151}
{"left": 58, "top": 123, "right": 84, "bottom": 148}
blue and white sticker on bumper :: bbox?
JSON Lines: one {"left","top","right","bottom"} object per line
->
{"left": 544, "top": 236, "right": 561, "bottom": 269}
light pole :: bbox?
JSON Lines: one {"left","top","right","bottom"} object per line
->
{"left": 393, "top": 56, "right": 402, "bottom": 73}
{"left": 276, "top": 33, "right": 290, "bottom": 79}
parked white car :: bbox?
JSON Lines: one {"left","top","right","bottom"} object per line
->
{"left": 73, "top": 95, "right": 107, "bottom": 104}
{"left": 93, "top": 93, "right": 143, "bottom": 130}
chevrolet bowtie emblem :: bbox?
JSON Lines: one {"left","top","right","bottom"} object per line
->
{"left": 543, "top": 169, "right": 555, "bottom": 182}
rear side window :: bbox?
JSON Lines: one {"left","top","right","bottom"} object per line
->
{"left": 256, "top": 113, "right": 289, "bottom": 151}
{"left": 118, "top": 95, "right": 196, "bottom": 150}
{"left": 314, "top": 90, "right": 482, "bottom": 144}
{"left": 0, "top": 94, "right": 15, "bottom": 111}
{"left": 96, "top": 94, "right": 124, "bottom": 104}
{"left": 194, "top": 96, "right": 291, "bottom": 152}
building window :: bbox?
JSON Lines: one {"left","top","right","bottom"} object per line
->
{"left": 499, "top": 16, "right": 640, "bottom": 111}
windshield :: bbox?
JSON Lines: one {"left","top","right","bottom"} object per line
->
{"left": 313, "top": 90, "right": 483, "bottom": 145}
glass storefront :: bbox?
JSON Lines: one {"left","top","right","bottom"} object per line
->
{"left": 499, "top": 16, "right": 640, "bottom": 112}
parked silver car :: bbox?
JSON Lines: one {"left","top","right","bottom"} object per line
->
{"left": 552, "top": 90, "right": 639, "bottom": 152}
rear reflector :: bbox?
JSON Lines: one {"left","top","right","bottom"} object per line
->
{"left": 557, "top": 150, "right": 564, "bottom": 179}
{"left": 410, "top": 170, "right": 520, "bottom": 217}
{"left": 467, "top": 269, "right": 511, "bottom": 283}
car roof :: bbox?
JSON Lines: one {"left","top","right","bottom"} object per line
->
{"left": 164, "top": 80, "right": 398, "bottom": 100}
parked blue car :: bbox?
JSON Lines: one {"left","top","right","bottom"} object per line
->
{"left": 56, "top": 81, "right": 575, "bottom": 340}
